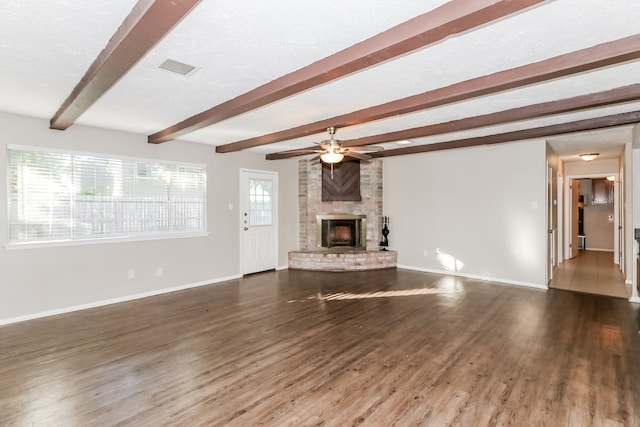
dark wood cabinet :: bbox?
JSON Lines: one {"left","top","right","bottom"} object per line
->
{"left": 591, "top": 178, "right": 614, "bottom": 204}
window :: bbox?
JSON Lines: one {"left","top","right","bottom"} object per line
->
{"left": 8, "top": 146, "right": 206, "bottom": 245}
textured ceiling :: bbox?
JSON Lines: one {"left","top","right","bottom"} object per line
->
{"left": 1, "top": 0, "right": 639, "bottom": 161}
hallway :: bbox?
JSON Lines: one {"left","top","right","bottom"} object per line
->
{"left": 550, "top": 250, "right": 629, "bottom": 298}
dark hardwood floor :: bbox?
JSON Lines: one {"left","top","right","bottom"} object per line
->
{"left": 1, "top": 269, "right": 640, "bottom": 426}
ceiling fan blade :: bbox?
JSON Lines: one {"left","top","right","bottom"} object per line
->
{"left": 282, "top": 149, "right": 323, "bottom": 155}
{"left": 343, "top": 151, "right": 371, "bottom": 160}
{"left": 348, "top": 145, "right": 384, "bottom": 152}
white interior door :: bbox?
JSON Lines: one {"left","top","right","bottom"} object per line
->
{"left": 570, "top": 179, "right": 579, "bottom": 259}
{"left": 547, "top": 165, "right": 554, "bottom": 283}
{"left": 240, "top": 170, "right": 278, "bottom": 275}
{"left": 618, "top": 167, "right": 624, "bottom": 274}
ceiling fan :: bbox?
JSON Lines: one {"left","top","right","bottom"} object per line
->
{"left": 290, "top": 127, "right": 384, "bottom": 164}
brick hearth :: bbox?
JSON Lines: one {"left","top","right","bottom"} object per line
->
{"left": 288, "top": 250, "right": 397, "bottom": 271}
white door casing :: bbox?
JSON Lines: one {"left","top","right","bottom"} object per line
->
{"left": 570, "top": 179, "right": 579, "bottom": 259}
{"left": 563, "top": 174, "right": 620, "bottom": 262}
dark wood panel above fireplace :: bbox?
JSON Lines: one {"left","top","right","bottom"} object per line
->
{"left": 322, "top": 160, "right": 361, "bottom": 201}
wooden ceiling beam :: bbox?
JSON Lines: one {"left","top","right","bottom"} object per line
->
{"left": 244, "top": 33, "right": 640, "bottom": 155}
{"left": 265, "top": 84, "right": 640, "bottom": 160}
{"left": 149, "top": 0, "right": 547, "bottom": 144}
{"left": 50, "top": 0, "right": 201, "bottom": 131}
{"left": 367, "top": 111, "right": 640, "bottom": 158}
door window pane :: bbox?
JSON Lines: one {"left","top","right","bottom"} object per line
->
{"left": 249, "top": 178, "right": 272, "bottom": 226}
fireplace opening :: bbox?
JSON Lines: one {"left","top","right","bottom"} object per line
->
{"left": 317, "top": 214, "right": 366, "bottom": 250}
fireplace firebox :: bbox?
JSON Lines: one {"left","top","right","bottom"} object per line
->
{"left": 316, "top": 214, "right": 366, "bottom": 250}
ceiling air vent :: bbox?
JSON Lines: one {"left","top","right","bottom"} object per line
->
{"left": 158, "top": 59, "right": 198, "bottom": 76}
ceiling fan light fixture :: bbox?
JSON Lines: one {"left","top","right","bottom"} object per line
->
{"left": 320, "top": 150, "right": 344, "bottom": 164}
{"left": 579, "top": 153, "right": 599, "bottom": 161}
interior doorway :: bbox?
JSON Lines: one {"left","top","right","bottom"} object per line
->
{"left": 556, "top": 172, "right": 625, "bottom": 298}
{"left": 563, "top": 174, "right": 619, "bottom": 265}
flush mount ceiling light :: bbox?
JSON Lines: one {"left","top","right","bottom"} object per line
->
{"left": 579, "top": 153, "right": 599, "bottom": 161}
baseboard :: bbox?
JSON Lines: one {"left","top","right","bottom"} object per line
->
{"left": 0, "top": 274, "right": 242, "bottom": 326}
{"left": 397, "top": 264, "right": 547, "bottom": 290}
{"left": 630, "top": 295, "right": 640, "bottom": 304}
{"left": 584, "top": 248, "right": 614, "bottom": 252}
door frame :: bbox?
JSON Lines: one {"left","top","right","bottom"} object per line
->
{"left": 546, "top": 163, "right": 558, "bottom": 284}
{"left": 562, "top": 173, "right": 619, "bottom": 264}
{"left": 239, "top": 168, "right": 279, "bottom": 275}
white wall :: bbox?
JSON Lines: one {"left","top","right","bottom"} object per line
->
{"left": 0, "top": 112, "right": 299, "bottom": 322}
{"left": 564, "top": 159, "right": 619, "bottom": 176}
{"left": 383, "top": 139, "right": 548, "bottom": 288}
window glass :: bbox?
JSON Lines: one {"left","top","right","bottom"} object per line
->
{"left": 248, "top": 178, "right": 272, "bottom": 226}
{"left": 8, "top": 147, "right": 206, "bottom": 244}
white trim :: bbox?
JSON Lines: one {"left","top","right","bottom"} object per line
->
{"left": 584, "top": 247, "right": 614, "bottom": 252}
{"left": 397, "top": 264, "right": 548, "bottom": 290}
{"left": 0, "top": 274, "right": 241, "bottom": 326}
{"left": 4, "top": 231, "right": 209, "bottom": 250}
{"left": 7, "top": 143, "right": 206, "bottom": 169}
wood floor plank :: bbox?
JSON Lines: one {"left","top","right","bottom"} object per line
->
{"left": 1, "top": 269, "right": 639, "bottom": 426}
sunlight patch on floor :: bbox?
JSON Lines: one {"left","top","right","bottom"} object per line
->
{"left": 288, "top": 287, "right": 462, "bottom": 303}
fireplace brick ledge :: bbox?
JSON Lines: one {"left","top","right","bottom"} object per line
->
{"left": 288, "top": 250, "right": 397, "bottom": 271}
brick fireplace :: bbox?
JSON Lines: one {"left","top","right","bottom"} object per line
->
{"left": 289, "top": 159, "right": 397, "bottom": 271}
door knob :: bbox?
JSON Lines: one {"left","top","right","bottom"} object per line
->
{"left": 244, "top": 227, "right": 249, "bottom": 231}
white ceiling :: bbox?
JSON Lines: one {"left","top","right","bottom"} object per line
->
{"left": 1, "top": 0, "right": 639, "bottom": 161}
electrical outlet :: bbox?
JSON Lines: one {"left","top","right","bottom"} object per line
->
{"left": 127, "top": 269, "right": 135, "bottom": 279}
{"left": 156, "top": 267, "right": 164, "bottom": 277}
{"left": 423, "top": 250, "right": 429, "bottom": 257}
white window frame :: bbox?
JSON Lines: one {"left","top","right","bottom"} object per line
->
{"left": 6, "top": 145, "right": 208, "bottom": 250}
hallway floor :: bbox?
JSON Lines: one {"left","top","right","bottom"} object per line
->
{"left": 550, "top": 250, "right": 629, "bottom": 298}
